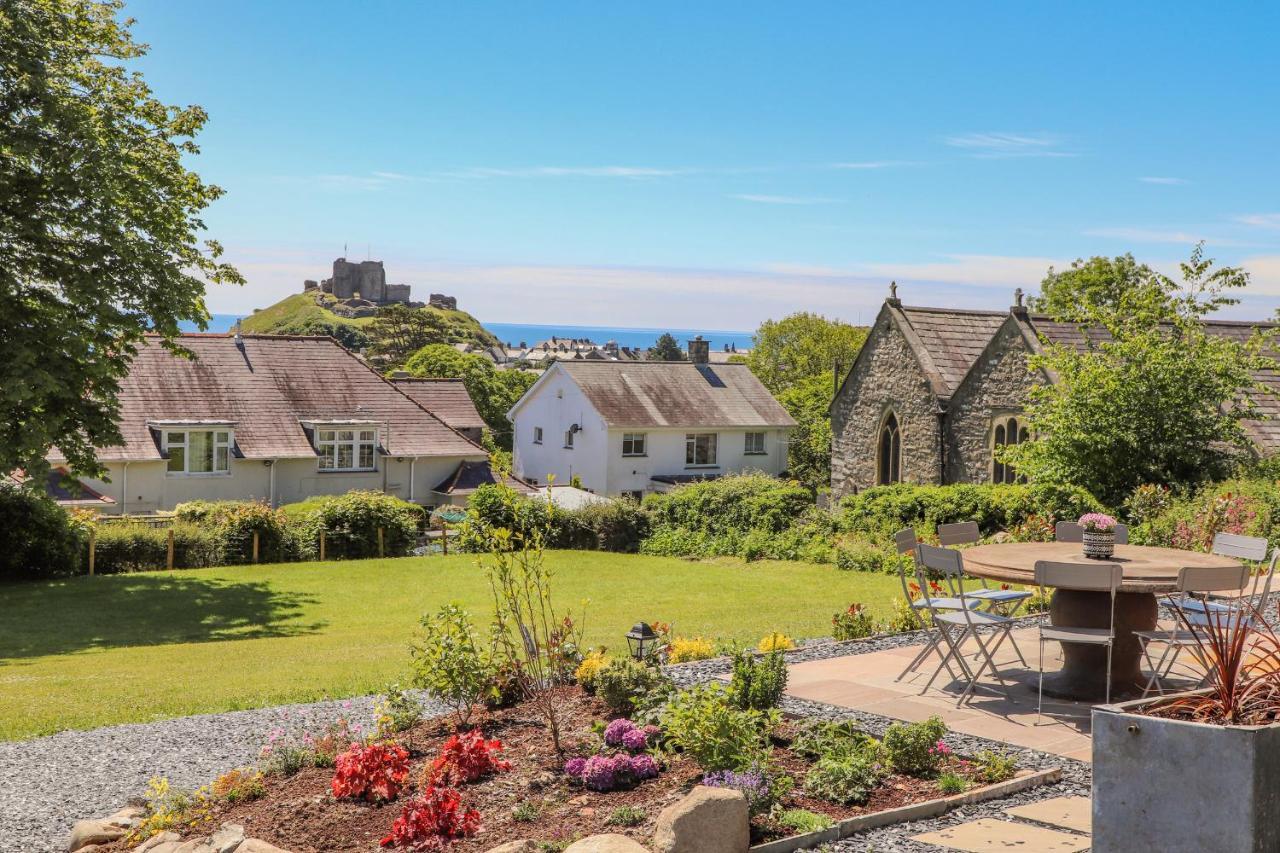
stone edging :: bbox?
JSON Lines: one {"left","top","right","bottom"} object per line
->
{"left": 747, "top": 767, "right": 1063, "bottom": 853}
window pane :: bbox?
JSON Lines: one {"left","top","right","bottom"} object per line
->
{"left": 319, "top": 430, "right": 335, "bottom": 442}
{"left": 994, "top": 424, "right": 1006, "bottom": 446}
{"left": 215, "top": 446, "right": 229, "bottom": 472}
{"left": 215, "top": 431, "right": 229, "bottom": 443}
{"left": 338, "top": 430, "right": 354, "bottom": 442}
{"left": 635, "top": 434, "right": 645, "bottom": 454}
{"left": 337, "top": 444, "right": 354, "bottom": 469}
{"left": 685, "top": 436, "right": 695, "bottom": 465}
{"left": 166, "top": 432, "right": 184, "bottom": 445}
{"left": 359, "top": 444, "right": 374, "bottom": 469}
{"left": 189, "top": 431, "right": 214, "bottom": 472}
{"left": 167, "top": 447, "right": 185, "bottom": 473}
{"left": 319, "top": 448, "right": 335, "bottom": 469}
{"left": 359, "top": 430, "right": 376, "bottom": 442}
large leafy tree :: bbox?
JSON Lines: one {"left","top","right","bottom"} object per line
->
{"left": 366, "top": 304, "right": 450, "bottom": 365}
{"left": 1007, "top": 246, "right": 1276, "bottom": 506}
{"left": 402, "top": 344, "right": 536, "bottom": 449}
{"left": 744, "top": 312, "right": 868, "bottom": 491}
{"left": 648, "top": 332, "right": 684, "bottom": 361}
{"left": 1, "top": 0, "right": 241, "bottom": 480}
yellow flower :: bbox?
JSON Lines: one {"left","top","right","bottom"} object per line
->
{"left": 758, "top": 632, "right": 795, "bottom": 652}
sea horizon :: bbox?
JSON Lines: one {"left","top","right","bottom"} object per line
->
{"left": 188, "top": 315, "right": 755, "bottom": 351}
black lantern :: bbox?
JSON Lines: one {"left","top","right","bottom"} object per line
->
{"left": 625, "top": 621, "right": 659, "bottom": 661}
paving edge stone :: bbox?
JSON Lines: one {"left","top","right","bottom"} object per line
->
{"left": 747, "top": 766, "right": 1064, "bottom": 853}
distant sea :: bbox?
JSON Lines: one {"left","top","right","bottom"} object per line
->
{"left": 191, "top": 314, "right": 754, "bottom": 351}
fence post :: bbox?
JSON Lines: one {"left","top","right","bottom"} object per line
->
{"left": 166, "top": 528, "right": 175, "bottom": 570}
{"left": 252, "top": 531, "right": 260, "bottom": 563}
{"left": 88, "top": 528, "right": 96, "bottom": 576}
{"left": 378, "top": 526, "right": 385, "bottom": 558}
{"left": 320, "top": 530, "right": 326, "bottom": 561}
{"left": 441, "top": 521, "right": 449, "bottom": 556}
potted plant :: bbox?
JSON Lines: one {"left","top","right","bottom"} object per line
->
{"left": 1078, "top": 512, "right": 1118, "bottom": 559}
{"left": 1091, "top": 605, "right": 1280, "bottom": 852}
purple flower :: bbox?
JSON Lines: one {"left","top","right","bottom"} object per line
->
{"left": 629, "top": 754, "right": 659, "bottom": 780}
{"left": 563, "top": 757, "right": 587, "bottom": 778}
{"left": 621, "top": 728, "right": 648, "bottom": 751}
{"left": 603, "top": 718, "right": 637, "bottom": 747}
{"left": 582, "top": 755, "right": 622, "bottom": 791}
{"left": 702, "top": 769, "right": 772, "bottom": 815}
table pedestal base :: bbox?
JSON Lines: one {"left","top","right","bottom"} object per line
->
{"left": 1039, "top": 588, "right": 1158, "bottom": 702}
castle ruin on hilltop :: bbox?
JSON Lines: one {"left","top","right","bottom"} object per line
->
{"left": 303, "top": 258, "right": 457, "bottom": 317}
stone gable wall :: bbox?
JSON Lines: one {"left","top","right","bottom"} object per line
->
{"left": 944, "top": 317, "right": 1043, "bottom": 483}
{"left": 831, "top": 311, "right": 942, "bottom": 498}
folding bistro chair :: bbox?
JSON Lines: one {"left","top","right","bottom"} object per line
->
{"left": 1033, "top": 560, "right": 1123, "bottom": 719}
{"left": 1136, "top": 563, "right": 1252, "bottom": 697}
{"left": 917, "top": 543, "right": 1021, "bottom": 705}
{"left": 936, "top": 521, "right": 1033, "bottom": 616}
{"left": 1174, "top": 533, "right": 1273, "bottom": 626}
{"left": 892, "top": 528, "right": 974, "bottom": 681}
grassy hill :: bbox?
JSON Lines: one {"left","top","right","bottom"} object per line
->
{"left": 241, "top": 292, "right": 499, "bottom": 350}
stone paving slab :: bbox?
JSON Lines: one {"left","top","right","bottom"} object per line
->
{"left": 1004, "top": 795, "right": 1092, "bottom": 833}
{"left": 911, "top": 817, "right": 1090, "bottom": 852}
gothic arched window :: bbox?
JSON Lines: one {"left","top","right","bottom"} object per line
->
{"left": 992, "top": 415, "right": 1028, "bottom": 484}
{"left": 877, "top": 413, "right": 901, "bottom": 485}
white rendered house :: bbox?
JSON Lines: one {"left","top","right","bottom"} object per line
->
{"left": 507, "top": 339, "right": 797, "bottom": 498}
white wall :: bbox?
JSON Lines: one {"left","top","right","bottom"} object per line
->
{"left": 511, "top": 369, "right": 608, "bottom": 492}
{"left": 605, "top": 428, "right": 790, "bottom": 496}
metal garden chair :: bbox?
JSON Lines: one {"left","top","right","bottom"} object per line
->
{"left": 1174, "top": 533, "right": 1274, "bottom": 626}
{"left": 1033, "top": 560, "right": 1123, "bottom": 720}
{"left": 917, "top": 543, "right": 1021, "bottom": 705}
{"left": 892, "top": 527, "right": 974, "bottom": 681}
{"left": 936, "top": 521, "right": 1033, "bottom": 616}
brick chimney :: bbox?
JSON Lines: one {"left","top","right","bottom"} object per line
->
{"left": 687, "top": 335, "right": 710, "bottom": 364}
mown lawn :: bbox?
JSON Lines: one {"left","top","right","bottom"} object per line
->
{"left": 0, "top": 551, "right": 900, "bottom": 740}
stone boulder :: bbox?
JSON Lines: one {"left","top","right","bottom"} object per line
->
{"left": 238, "top": 840, "right": 294, "bottom": 853}
{"left": 653, "top": 785, "right": 749, "bottom": 853}
{"left": 484, "top": 842, "right": 539, "bottom": 853}
{"left": 132, "top": 832, "right": 180, "bottom": 852}
{"left": 563, "top": 835, "right": 648, "bottom": 853}
{"left": 67, "top": 819, "right": 126, "bottom": 851}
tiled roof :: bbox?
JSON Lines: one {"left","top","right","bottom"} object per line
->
{"left": 552, "top": 362, "right": 797, "bottom": 429}
{"left": 898, "top": 306, "right": 1009, "bottom": 395}
{"left": 1029, "top": 316, "right": 1280, "bottom": 452}
{"left": 432, "top": 460, "right": 537, "bottom": 495}
{"left": 6, "top": 468, "right": 115, "bottom": 505}
{"left": 391, "top": 378, "right": 486, "bottom": 431}
{"left": 89, "top": 334, "right": 485, "bottom": 462}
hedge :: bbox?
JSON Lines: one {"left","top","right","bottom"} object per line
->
{"left": 282, "top": 490, "right": 423, "bottom": 560}
{"left": 0, "top": 484, "right": 86, "bottom": 582}
{"left": 90, "top": 521, "right": 222, "bottom": 574}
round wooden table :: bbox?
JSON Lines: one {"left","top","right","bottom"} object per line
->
{"left": 962, "top": 542, "right": 1242, "bottom": 700}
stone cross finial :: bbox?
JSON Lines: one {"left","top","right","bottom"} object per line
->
{"left": 889, "top": 280, "right": 898, "bottom": 300}
{"left": 1014, "top": 287, "right": 1024, "bottom": 307}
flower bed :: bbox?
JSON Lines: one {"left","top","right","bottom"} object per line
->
{"left": 95, "top": 685, "right": 1026, "bottom": 852}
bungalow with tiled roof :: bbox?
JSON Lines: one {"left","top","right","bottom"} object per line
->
{"left": 57, "top": 332, "right": 506, "bottom": 514}
{"left": 831, "top": 286, "right": 1280, "bottom": 497}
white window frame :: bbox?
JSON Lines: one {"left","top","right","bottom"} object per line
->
{"left": 744, "top": 431, "right": 767, "bottom": 455}
{"left": 564, "top": 428, "right": 575, "bottom": 449}
{"left": 163, "top": 429, "right": 233, "bottom": 477}
{"left": 685, "top": 432, "right": 718, "bottom": 467}
{"left": 533, "top": 426, "right": 543, "bottom": 444}
{"left": 316, "top": 426, "right": 379, "bottom": 472}
{"left": 622, "top": 432, "right": 647, "bottom": 457}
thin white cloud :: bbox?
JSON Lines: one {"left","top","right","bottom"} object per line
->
{"left": 1238, "top": 213, "right": 1280, "bottom": 229}
{"left": 1139, "top": 176, "right": 1188, "bottom": 185}
{"left": 857, "top": 254, "right": 1067, "bottom": 288}
{"left": 730, "top": 194, "right": 841, "bottom": 205}
{"left": 1084, "top": 227, "right": 1255, "bottom": 247}
{"left": 944, "top": 131, "right": 1075, "bottom": 159}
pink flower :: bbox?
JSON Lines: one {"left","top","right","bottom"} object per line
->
{"left": 621, "top": 728, "right": 648, "bottom": 751}
{"left": 1078, "top": 513, "right": 1118, "bottom": 532}
{"left": 603, "top": 718, "right": 637, "bottom": 747}
{"left": 563, "top": 757, "right": 587, "bottom": 778}
{"left": 629, "top": 754, "right": 659, "bottom": 780}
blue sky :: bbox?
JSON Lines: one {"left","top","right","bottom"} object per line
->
{"left": 127, "top": 1, "right": 1280, "bottom": 327}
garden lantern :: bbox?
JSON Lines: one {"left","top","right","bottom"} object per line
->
{"left": 626, "top": 622, "right": 659, "bottom": 661}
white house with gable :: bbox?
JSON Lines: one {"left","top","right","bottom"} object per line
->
{"left": 508, "top": 338, "right": 797, "bottom": 498}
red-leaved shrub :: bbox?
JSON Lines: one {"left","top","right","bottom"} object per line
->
{"left": 380, "top": 785, "right": 481, "bottom": 850}
{"left": 426, "top": 729, "right": 511, "bottom": 786}
{"left": 331, "top": 742, "right": 411, "bottom": 802}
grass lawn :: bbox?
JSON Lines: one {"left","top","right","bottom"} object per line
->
{"left": 0, "top": 550, "right": 900, "bottom": 740}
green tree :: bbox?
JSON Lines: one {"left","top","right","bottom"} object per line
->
{"left": 1, "top": 0, "right": 241, "bottom": 481}
{"left": 743, "top": 313, "right": 868, "bottom": 490}
{"left": 402, "top": 344, "right": 536, "bottom": 449}
{"left": 649, "top": 333, "right": 684, "bottom": 361}
{"left": 366, "top": 304, "right": 450, "bottom": 365}
{"left": 1008, "top": 246, "right": 1276, "bottom": 506}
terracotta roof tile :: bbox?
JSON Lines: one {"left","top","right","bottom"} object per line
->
{"left": 553, "top": 362, "right": 796, "bottom": 429}
{"left": 93, "top": 335, "right": 485, "bottom": 462}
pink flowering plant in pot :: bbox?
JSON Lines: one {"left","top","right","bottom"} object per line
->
{"left": 1078, "top": 512, "right": 1119, "bottom": 559}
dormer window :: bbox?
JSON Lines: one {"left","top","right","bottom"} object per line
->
{"left": 163, "top": 429, "right": 232, "bottom": 476}
{"left": 317, "top": 428, "right": 378, "bottom": 471}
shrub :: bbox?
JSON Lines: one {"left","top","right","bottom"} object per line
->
{"left": 211, "top": 768, "right": 265, "bottom": 803}
{"left": 702, "top": 767, "right": 793, "bottom": 816}
{"left": 667, "top": 636, "right": 716, "bottom": 663}
{"left": 758, "top": 632, "right": 795, "bottom": 652}
{"left": 728, "top": 649, "right": 788, "bottom": 711}
{"left": 512, "top": 801, "right": 539, "bottom": 822}
{"left": 605, "top": 806, "right": 647, "bottom": 827}
{"left": 574, "top": 649, "right": 611, "bottom": 692}
{"left": 90, "top": 521, "right": 221, "bottom": 573}
{"left": 970, "top": 749, "right": 1018, "bottom": 784}
{"left": 835, "top": 540, "right": 892, "bottom": 573}
{"left": 411, "top": 604, "right": 493, "bottom": 727}
{"left": 257, "top": 717, "right": 365, "bottom": 776}
{"left": 884, "top": 597, "right": 924, "bottom": 632}
{"left": 791, "top": 719, "right": 870, "bottom": 761}
{"left": 777, "top": 808, "right": 835, "bottom": 833}
{"left": 173, "top": 499, "right": 295, "bottom": 564}
{"left": 804, "top": 745, "right": 889, "bottom": 805}
{"left": 284, "top": 490, "right": 421, "bottom": 560}
{"left": 832, "top": 604, "right": 877, "bottom": 641}
{"left": 0, "top": 483, "right": 85, "bottom": 580}
{"left": 559, "top": 500, "right": 652, "bottom": 552}
{"left": 427, "top": 729, "right": 511, "bottom": 786}
{"left": 883, "top": 716, "right": 948, "bottom": 777}
{"left": 661, "top": 684, "right": 777, "bottom": 772}
{"left": 596, "top": 658, "right": 671, "bottom": 715}
{"left": 129, "top": 777, "right": 215, "bottom": 842}
{"left": 375, "top": 684, "right": 424, "bottom": 738}
{"left": 937, "top": 771, "right": 968, "bottom": 794}
{"left": 380, "top": 785, "right": 481, "bottom": 850}
{"left": 331, "top": 742, "right": 411, "bottom": 802}
{"left": 565, "top": 753, "right": 660, "bottom": 791}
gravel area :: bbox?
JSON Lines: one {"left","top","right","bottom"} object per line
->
{"left": 0, "top": 693, "right": 445, "bottom": 853}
